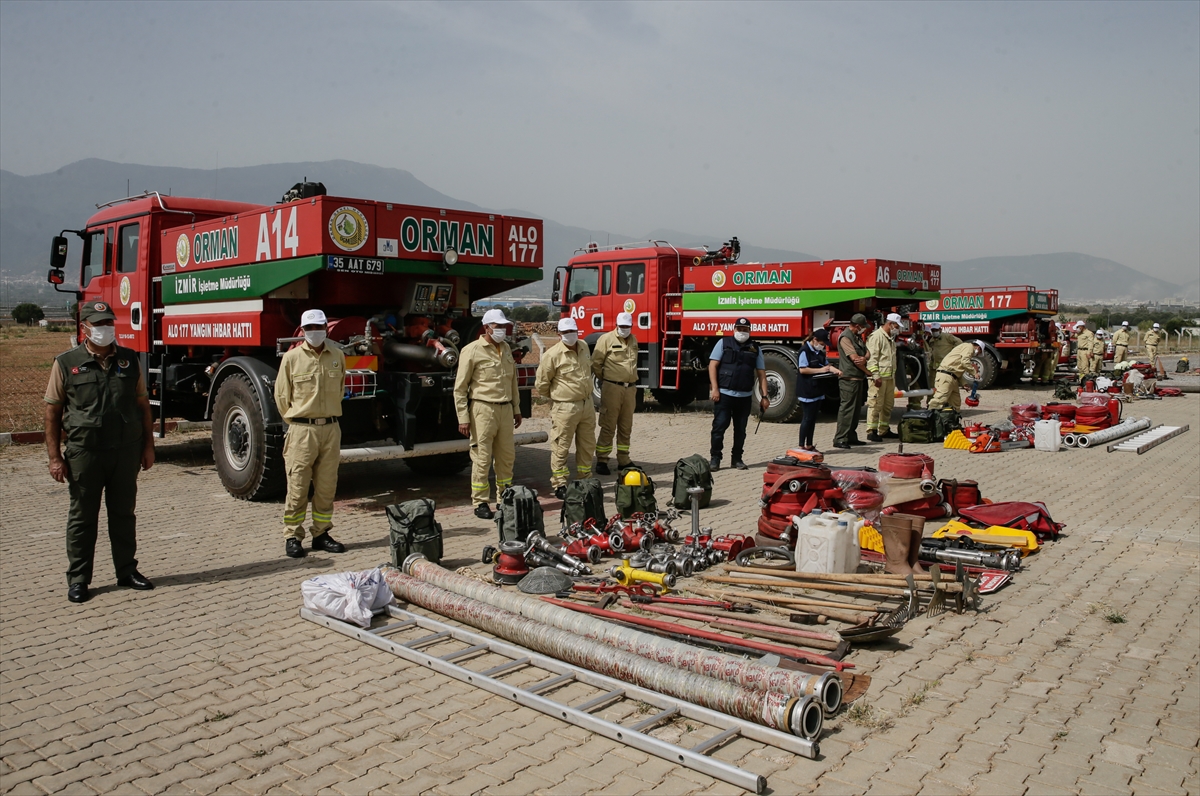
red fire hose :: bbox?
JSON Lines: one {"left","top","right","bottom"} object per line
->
{"left": 878, "top": 453, "right": 935, "bottom": 480}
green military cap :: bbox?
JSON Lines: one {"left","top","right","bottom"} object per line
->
{"left": 851, "top": 313, "right": 869, "bottom": 325}
{"left": 80, "top": 300, "right": 116, "bottom": 323}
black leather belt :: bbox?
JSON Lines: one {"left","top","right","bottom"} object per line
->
{"left": 290, "top": 416, "right": 339, "bottom": 425}
{"left": 473, "top": 399, "right": 513, "bottom": 406}
{"left": 604, "top": 379, "right": 637, "bottom": 387}
{"left": 937, "top": 369, "right": 958, "bottom": 376}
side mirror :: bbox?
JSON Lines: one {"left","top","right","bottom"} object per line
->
{"left": 50, "top": 236, "right": 68, "bottom": 269}
{"left": 47, "top": 268, "right": 65, "bottom": 285}
{"left": 551, "top": 266, "right": 567, "bottom": 308}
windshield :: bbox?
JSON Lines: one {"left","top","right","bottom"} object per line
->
{"left": 569, "top": 266, "right": 599, "bottom": 303}
{"left": 81, "top": 229, "right": 106, "bottom": 287}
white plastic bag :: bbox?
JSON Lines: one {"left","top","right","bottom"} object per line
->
{"left": 301, "top": 568, "right": 394, "bottom": 628}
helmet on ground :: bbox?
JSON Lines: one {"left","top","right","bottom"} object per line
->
{"left": 623, "top": 469, "right": 647, "bottom": 486}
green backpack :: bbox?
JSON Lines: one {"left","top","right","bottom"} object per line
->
{"left": 671, "top": 454, "right": 713, "bottom": 509}
{"left": 560, "top": 478, "right": 606, "bottom": 529}
{"left": 386, "top": 499, "right": 443, "bottom": 566}
{"left": 615, "top": 465, "right": 657, "bottom": 519}
{"left": 899, "top": 410, "right": 936, "bottom": 444}
{"left": 933, "top": 409, "right": 963, "bottom": 441}
{"left": 495, "top": 485, "right": 545, "bottom": 543}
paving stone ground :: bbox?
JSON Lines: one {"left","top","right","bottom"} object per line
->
{"left": 1, "top": 385, "right": 1197, "bottom": 795}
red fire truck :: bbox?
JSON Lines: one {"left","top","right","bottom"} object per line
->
{"left": 915, "top": 285, "right": 1065, "bottom": 388}
{"left": 551, "top": 239, "right": 942, "bottom": 421}
{"left": 47, "top": 185, "right": 545, "bottom": 499}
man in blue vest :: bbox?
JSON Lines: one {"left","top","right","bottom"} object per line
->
{"left": 707, "top": 318, "right": 768, "bottom": 470}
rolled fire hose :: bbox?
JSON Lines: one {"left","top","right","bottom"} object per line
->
{"left": 1075, "top": 416, "right": 1152, "bottom": 448}
{"left": 1062, "top": 433, "right": 1078, "bottom": 448}
{"left": 398, "top": 557, "right": 843, "bottom": 714}
{"left": 381, "top": 565, "right": 824, "bottom": 743}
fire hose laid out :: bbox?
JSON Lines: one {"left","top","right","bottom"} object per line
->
{"left": 1062, "top": 416, "right": 1151, "bottom": 448}
{"left": 397, "top": 555, "right": 844, "bottom": 715}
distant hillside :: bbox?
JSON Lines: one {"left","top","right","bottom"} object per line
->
{"left": 940, "top": 253, "right": 1182, "bottom": 302}
{"left": 0, "top": 159, "right": 1183, "bottom": 303}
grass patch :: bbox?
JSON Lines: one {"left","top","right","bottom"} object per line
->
{"left": 252, "top": 749, "right": 267, "bottom": 758}
{"left": 204, "top": 711, "right": 232, "bottom": 722}
{"left": 845, "top": 701, "right": 894, "bottom": 731}
{"left": 1105, "top": 612, "right": 1126, "bottom": 624}
{"left": 899, "top": 680, "right": 941, "bottom": 716}
{"left": 1054, "top": 731, "right": 1069, "bottom": 740}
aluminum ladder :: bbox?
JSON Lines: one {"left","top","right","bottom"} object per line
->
{"left": 1107, "top": 423, "right": 1190, "bottom": 454}
{"left": 302, "top": 604, "right": 820, "bottom": 793}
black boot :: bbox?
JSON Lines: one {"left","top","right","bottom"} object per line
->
{"left": 286, "top": 538, "right": 307, "bottom": 559}
{"left": 311, "top": 532, "right": 346, "bottom": 553}
{"left": 595, "top": 461, "right": 610, "bottom": 476}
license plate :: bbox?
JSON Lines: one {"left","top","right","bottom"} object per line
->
{"left": 327, "top": 255, "right": 384, "bottom": 274}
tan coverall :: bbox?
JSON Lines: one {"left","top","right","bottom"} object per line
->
{"left": 1033, "top": 342, "right": 1058, "bottom": 383}
{"left": 929, "top": 331, "right": 963, "bottom": 371}
{"left": 1089, "top": 335, "right": 1106, "bottom": 375}
{"left": 454, "top": 338, "right": 520, "bottom": 505}
{"left": 1075, "top": 329, "right": 1095, "bottom": 377}
{"left": 276, "top": 342, "right": 346, "bottom": 541}
{"left": 865, "top": 327, "right": 897, "bottom": 434}
{"left": 929, "top": 343, "right": 976, "bottom": 411}
{"left": 1112, "top": 328, "right": 1131, "bottom": 365}
{"left": 592, "top": 329, "right": 639, "bottom": 468}
{"left": 536, "top": 340, "right": 596, "bottom": 488}
{"left": 1144, "top": 329, "right": 1164, "bottom": 363}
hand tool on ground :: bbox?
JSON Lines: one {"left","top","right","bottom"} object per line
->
{"left": 611, "top": 559, "right": 677, "bottom": 590}
{"left": 627, "top": 594, "right": 750, "bottom": 611}
{"left": 687, "top": 585, "right": 877, "bottom": 625}
{"left": 706, "top": 572, "right": 976, "bottom": 616}
{"left": 620, "top": 600, "right": 845, "bottom": 651}
{"left": 919, "top": 538, "right": 1021, "bottom": 571}
{"left": 543, "top": 597, "right": 853, "bottom": 670}
{"left": 835, "top": 574, "right": 920, "bottom": 641}
{"left": 574, "top": 582, "right": 660, "bottom": 597}
{"left": 529, "top": 533, "right": 594, "bottom": 575}
{"left": 735, "top": 546, "right": 796, "bottom": 569}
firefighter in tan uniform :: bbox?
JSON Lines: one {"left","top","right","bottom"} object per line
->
{"left": 1074, "top": 322, "right": 1094, "bottom": 379}
{"left": 928, "top": 323, "right": 964, "bottom": 371}
{"left": 1090, "top": 330, "right": 1107, "bottom": 374}
{"left": 536, "top": 317, "right": 596, "bottom": 499}
{"left": 1144, "top": 323, "right": 1165, "bottom": 364}
{"left": 276, "top": 309, "right": 347, "bottom": 559}
{"left": 929, "top": 342, "right": 979, "bottom": 411}
{"left": 455, "top": 309, "right": 522, "bottom": 519}
{"left": 1112, "top": 321, "right": 1131, "bottom": 364}
{"left": 592, "top": 312, "right": 639, "bottom": 475}
{"left": 865, "top": 313, "right": 902, "bottom": 442}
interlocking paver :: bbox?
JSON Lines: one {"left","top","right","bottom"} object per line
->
{"left": 2, "top": 391, "right": 1197, "bottom": 795}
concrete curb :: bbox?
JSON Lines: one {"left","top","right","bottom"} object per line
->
{"left": 0, "top": 421, "right": 211, "bottom": 447}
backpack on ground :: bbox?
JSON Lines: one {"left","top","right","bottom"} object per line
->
{"left": 671, "top": 454, "right": 713, "bottom": 510}
{"left": 1054, "top": 383, "right": 1076, "bottom": 400}
{"left": 933, "top": 409, "right": 963, "bottom": 441}
{"left": 496, "top": 485, "right": 545, "bottom": 543}
{"left": 386, "top": 499, "right": 443, "bottom": 566}
{"left": 899, "top": 410, "right": 936, "bottom": 444}
{"left": 616, "top": 465, "right": 657, "bottom": 518}
{"left": 938, "top": 478, "right": 983, "bottom": 514}
{"left": 560, "top": 478, "right": 606, "bottom": 529}
{"left": 1177, "top": 358, "right": 1190, "bottom": 373}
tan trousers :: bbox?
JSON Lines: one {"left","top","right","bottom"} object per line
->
{"left": 1114, "top": 345, "right": 1127, "bottom": 365}
{"left": 1146, "top": 345, "right": 1158, "bottom": 364}
{"left": 1076, "top": 350, "right": 1091, "bottom": 377}
{"left": 929, "top": 372, "right": 961, "bottom": 411}
{"left": 549, "top": 399, "right": 596, "bottom": 488}
{"left": 1034, "top": 352, "right": 1055, "bottom": 382}
{"left": 283, "top": 422, "right": 341, "bottom": 540}
{"left": 469, "top": 401, "right": 515, "bottom": 505}
{"left": 866, "top": 378, "right": 895, "bottom": 433}
{"left": 596, "top": 382, "right": 636, "bottom": 467}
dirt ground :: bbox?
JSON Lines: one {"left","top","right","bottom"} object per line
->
{"left": 0, "top": 325, "right": 76, "bottom": 434}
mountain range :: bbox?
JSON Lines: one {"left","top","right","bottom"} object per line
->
{"left": 1, "top": 159, "right": 1193, "bottom": 303}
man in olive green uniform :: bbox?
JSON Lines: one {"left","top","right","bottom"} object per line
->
{"left": 832, "top": 313, "right": 870, "bottom": 449}
{"left": 592, "top": 311, "right": 639, "bottom": 475}
{"left": 865, "top": 313, "right": 902, "bottom": 442}
{"left": 1112, "top": 321, "right": 1131, "bottom": 364}
{"left": 928, "top": 323, "right": 964, "bottom": 371}
{"left": 455, "top": 309, "right": 522, "bottom": 519}
{"left": 929, "top": 342, "right": 978, "bottom": 411}
{"left": 537, "top": 317, "right": 596, "bottom": 499}
{"left": 276, "top": 309, "right": 348, "bottom": 559}
{"left": 1074, "top": 322, "right": 1094, "bottom": 380}
{"left": 1144, "top": 323, "right": 1164, "bottom": 364}
{"left": 45, "top": 301, "right": 155, "bottom": 603}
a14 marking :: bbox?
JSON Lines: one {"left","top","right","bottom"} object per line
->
{"left": 256, "top": 207, "right": 300, "bottom": 261}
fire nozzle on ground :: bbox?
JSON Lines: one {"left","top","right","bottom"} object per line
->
{"left": 688, "top": 486, "right": 704, "bottom": 539}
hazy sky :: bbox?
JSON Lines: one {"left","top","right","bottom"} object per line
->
{"left": 2, "top": 1, "right": 1197, "bottom": 284}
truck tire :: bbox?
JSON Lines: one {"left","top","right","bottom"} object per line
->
{"left": 970, "top": 348, "right": 999, "bottom": 390}
{"left": 757, "top": 351, "right": 802, "bottom": 423}
{"left": 405, "top": 451, "right": 471, "bottom": 477}
{"left": 212, "top": 373, "right": 286, "bottom": 501}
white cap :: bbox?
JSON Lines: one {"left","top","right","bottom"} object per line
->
{"left": 1075, "top": 321, "right": 1085, "bottom": 328}
{"left": 616, "top": 312, "right": 634, "bottom": 327}
{"left": 300, "top": 308, "right": 327, "bottom": 327}
{"left": 1121, "top": 321, "right": 1129, "bottom": 326}
{"left": 557, "top": 317, "right": 578, "bottom": 332}
{"left": 482, "top": 308, "right": 509, "bottom": 326}
{"left": 1153, "top": 322, "right": 1161, "bottom": 328}
{"left": 886, "top": 313, "right": 903, "bottom": 324}
{"left": 929, "top": 322, "right": 941, "bottom": 330}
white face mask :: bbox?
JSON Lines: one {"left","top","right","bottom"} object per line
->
{"left": 734, "top": 331, "right": 750, "bottom": 344}
{"left": 617, "top": 327, "right": 632, "bottom": 339}
{"left": 87, "top": 324, "right": 115, "bottom": 347}
{"left": 304, "top": 330, "right": 327, "bottom": 347}
{"left": 930, "top": 330, "right": 940, "bottom": 338}
{"left": 489, "top": 326, "right": 507, "bottom": 343}
{"left": 561, "top": 332, "right": 579, "bottom": 346}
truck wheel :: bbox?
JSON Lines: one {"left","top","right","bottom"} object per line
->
{"left": 651, "top": 387, "right": 695, "bottom": 409}
{"left": 212, "top": 373, "right": 286, "bottom": 501}
{"left": 970, "top": 348, "right": 999, "bottom": 390}
{"left": 757, "top": 351, "right": 802, "bottom": 423}
{"left": 405, "top": 451, "right": 471, "bottom": 477}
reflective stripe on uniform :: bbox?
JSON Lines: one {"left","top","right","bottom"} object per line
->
{"left": 616, "top": 445, "right": 630, "bottom": 452}
{"left": 595, "top": 444, "right": 613, "bottom": 455}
